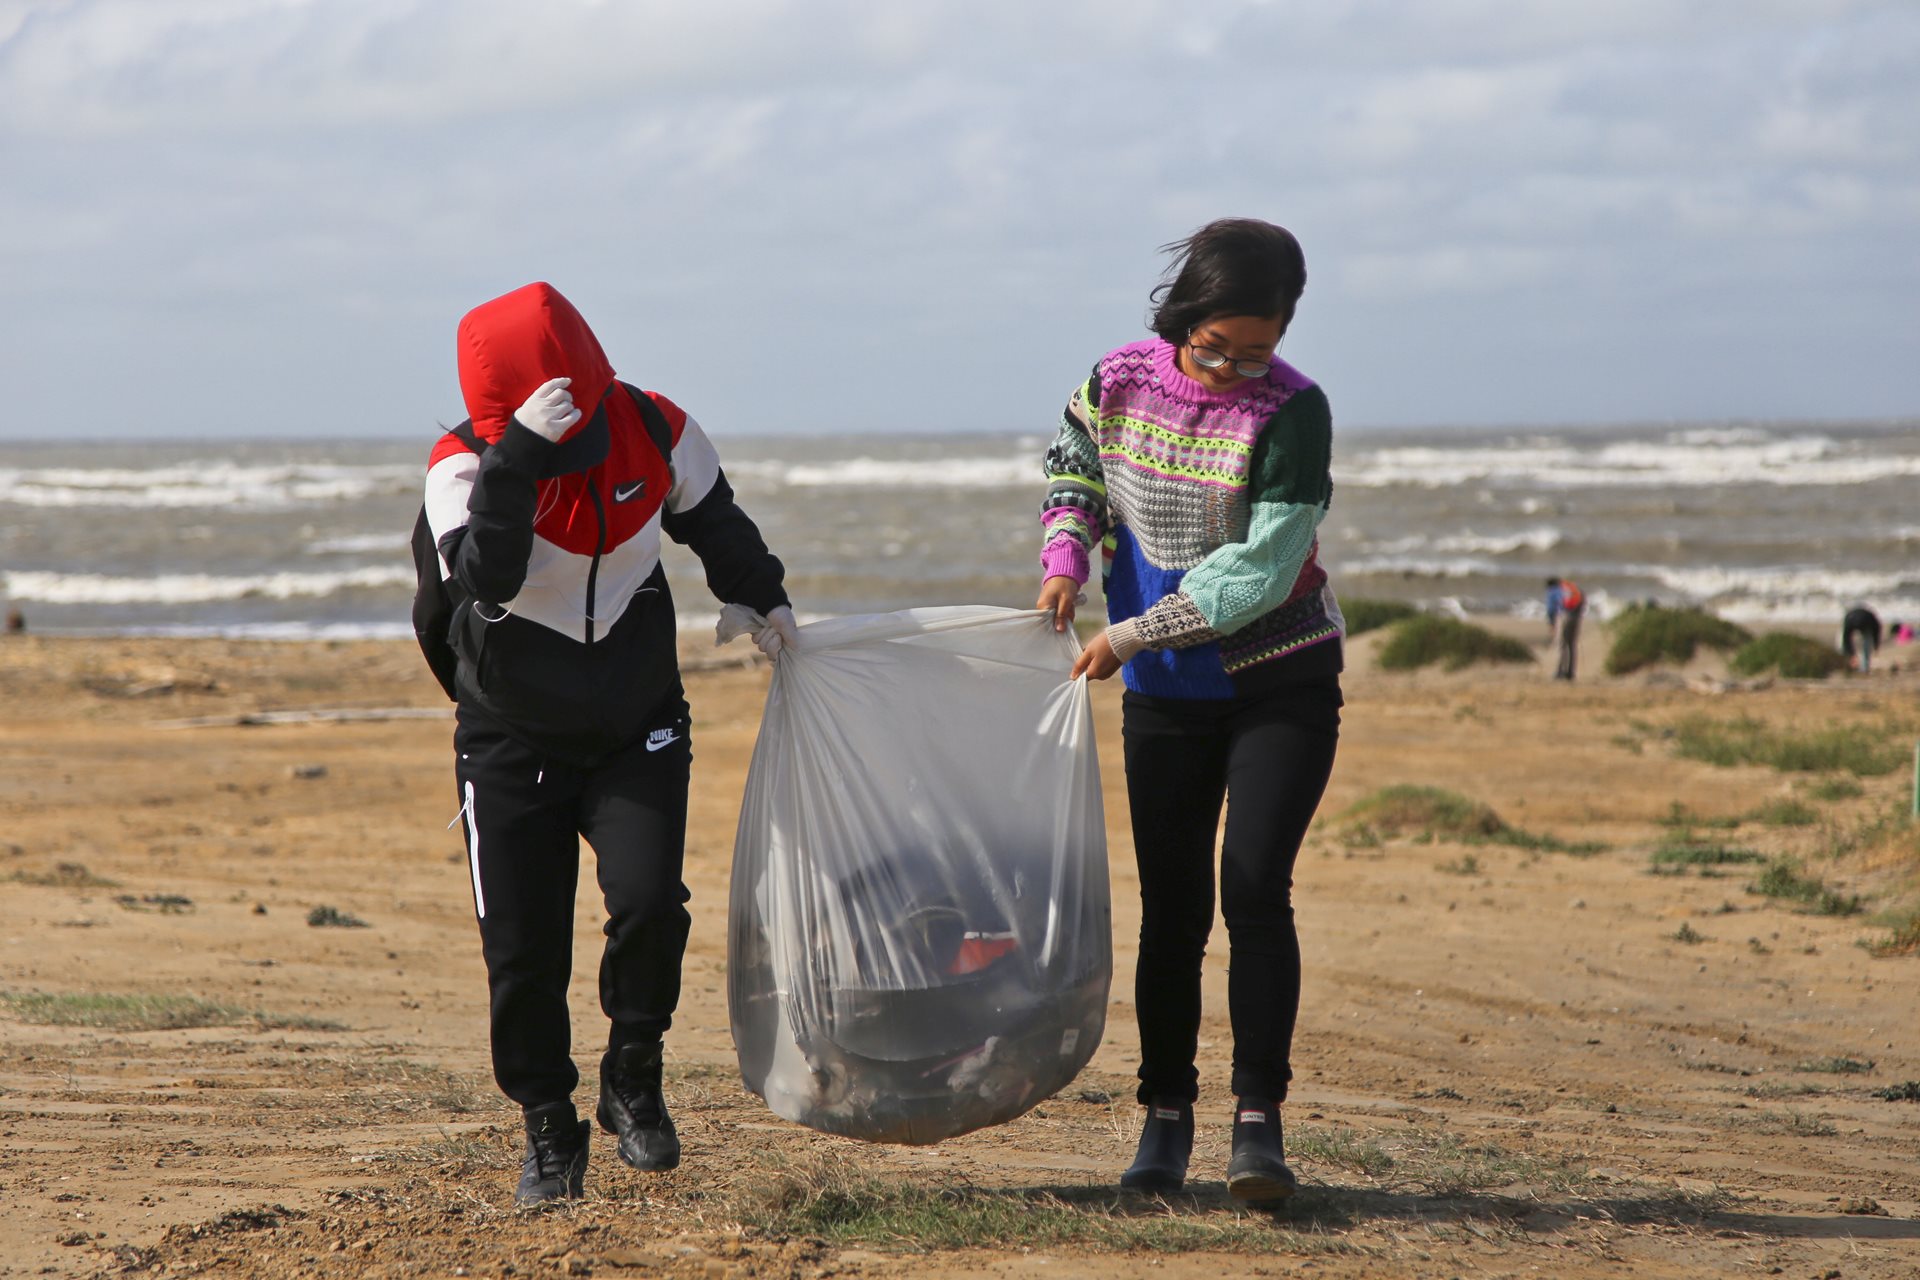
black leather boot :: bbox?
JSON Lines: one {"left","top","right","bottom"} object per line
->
{"left": 1119, "top": 1097, "right": 1194, "bottom": 1192}
{"left": 1226, "top": 1097, "right": 1296, "bottom": 1204}
{"left": 515, "top": 1101, "right": 589, "bottom": 1208}
{"left": 597, "top": 1041, "right": 681, "bottom": 1171}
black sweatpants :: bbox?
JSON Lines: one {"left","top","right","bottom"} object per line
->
{"left": 1121, "top": 678, "right": 1341, "bottom": 1106}
{"left": 453, "top": 699, "right": 693, "bottom": 1109}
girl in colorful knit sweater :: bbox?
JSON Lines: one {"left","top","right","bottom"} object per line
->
{"left": 1037, "top": 218, "right": 1344, "bottom": 1203}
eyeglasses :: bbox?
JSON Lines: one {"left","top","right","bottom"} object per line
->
{"left": 1186, "top": 330, "right": 1273, "bottom": 380}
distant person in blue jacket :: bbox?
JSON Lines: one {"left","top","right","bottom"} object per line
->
{"left": 1545, "top": 577, "right": 1584, "bottom": 681}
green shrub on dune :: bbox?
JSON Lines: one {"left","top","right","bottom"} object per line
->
{"left": 1673, "top": 714, "right": 1906, "bottom": 775}
{"left": 1342, "top": 785, "right": 1508, "bottom": 840}
{"left": 1604, "top": 604, "right": 1751, "bottom": 675}
{"left": 1376, "top": 615, "right": 1532, "bottom": 672}
{"left": 1338, "top": 784, "right": 1605, "bottom": 854}
{"left": 1730, "top": 632, "right": 1848, "bottom": 680}
{"left": 1341, "top": 598, "right": 1419, "bottom": 636}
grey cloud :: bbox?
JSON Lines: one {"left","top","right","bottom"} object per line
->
{"left": 0, "top": 0, "right": 1914, "bottom": 437}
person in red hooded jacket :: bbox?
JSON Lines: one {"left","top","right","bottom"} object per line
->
{"left": 424, "top": 283, "right": 797, "bottom": 1206}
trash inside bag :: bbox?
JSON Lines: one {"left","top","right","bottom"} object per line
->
{"left": 724, "top": 605, "right": 1111, "bottom": 1144}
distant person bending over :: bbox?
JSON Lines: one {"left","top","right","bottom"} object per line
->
{"left": 421, "top": 283, "right": 797, "bottom": 1208}
{"left": 1036, "top": 218, "right": 1345, "bottom": 1205}
{"left": 1545, "top": 576, "right": 1584, "bottom": 681}
{"left": 1841, "top": 604, "right": 1881, "bottom": 674}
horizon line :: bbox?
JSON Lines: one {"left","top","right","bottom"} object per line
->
{"left": 4, "top": 412, "right": 1918, "bottom": 448}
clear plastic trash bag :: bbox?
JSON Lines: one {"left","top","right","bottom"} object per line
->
{"left": 720, "top": 605, "right": 1111, "bottom": 1144}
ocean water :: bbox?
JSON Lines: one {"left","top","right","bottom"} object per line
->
{"left": 1, "top": 420, "right": 1914, "bottom": 640}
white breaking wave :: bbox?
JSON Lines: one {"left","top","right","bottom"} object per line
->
{"left": 0, "top": 461, "right": 418, "bottom": 509}
{"left": 1617, "top": 563, "right": 1920, "bottom": 623}
{"left": 1712, "top": 596, "right": 1920, "bottom": 625}
{"left": 1361, "top": 527, "right": 1563, "bottom": 556}
{"left": 1337, "top": 432, "right": 1920, "bottom": 490}
{"left": 1339, "top": 555, "right": 1504, "bottom": 580}
{"left": 3, "top": 566, "right": 414, "bottom": 605}
{"left": 102, "top": 620, "right": 417, "bottom": 641}
{"left": 727, "top": 455, "right": 1035, "bottom": 490}
{"left": 307, "top": 533, "right": 406, "bottom": 555}
{"left": 1628, "top": 563, "right": 1920, "bottom": 604}
{"left": 1669, "top": 426, "right": 1775, "bottom": 446}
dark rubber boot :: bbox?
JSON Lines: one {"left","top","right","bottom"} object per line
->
{"left": 515, "top": 1101, "right": 589, "bottom": 1208}
{"left": 1119, "top": 1097, "right": 1193, "bottom": 1193}
{"left": 1226, "top": 1097, "right": 1297, "bottom": 1204}
{"left": 597, "top": 1041, "right": 681, "bottom": 1172}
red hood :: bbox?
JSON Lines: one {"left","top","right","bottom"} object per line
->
{"left": 456, "top": 282, "right": 615, "bottom": 445}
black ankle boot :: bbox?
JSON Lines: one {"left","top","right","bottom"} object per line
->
{"left": 1226, "top": 1098, "right": 1296, "bottom": 1204}
{"left": 597, "top": 1040, "right": 680, "bottom": 1171}
{"left": 1119, "top": 1097, "right": 1193, "bottom": 1192}
{"left": 515, "top": 1101, "right": 589, "bottom": 1208}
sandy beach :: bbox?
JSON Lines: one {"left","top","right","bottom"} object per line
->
{"left": 3, "top": 621, "right": 1918, "bottom": 1278}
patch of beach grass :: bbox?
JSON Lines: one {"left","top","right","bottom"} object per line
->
{"left": 1376, "top": 616, "right": 1532, "bottom": 673}
{"left": 1286, "top": 1125, "right": 1399, "bottom": 1178}
{"left": 1730, "top": 633, "right": 1848, "bottom": 680}
{"left": 1827, "top": 804, "right": 1920, "bottom": 865}
{"left": 1650, "top": 842, "right": 1766, "bottom": 873}
{"left": 1604, "top": 605, "right": 1750, "bottom": 675}
{"left": 1872, "top": 1081, "right": 1920, "bottom": 1102}
{"left": 1182, "top": 1128, "right": 1589, "bottom": 1205}
{"left": 6, "top": 862, "right": 119, "bottom": 889}
{"left": 1747, "top": 797, "right": 1819, "bottom": 827}
{"left": 1746, "top": 1081, "right": 1828, "bottom": 1098}
{"left": 0, "top": 990, "right": 343, "bottom": 1032}
{"left": 1657, "top": 802, "right": 1740, "bottom": 830}
{"left": 1402, "top": 1132, "right": 1589, "bottom": 1198}
{"left": 1805, "top": 776, "right": 1864, "bottom": 802}
{"left": 1436, "top": 854, "right": 1482, "bottom": 876}
{"left": 1733, "top": 1109, "right": 1838, "bottom": 1138}
{"left": 1793, "top": 1056, "right": 1875, "bottom": 1075}
{"left": 336, "top": 1059, "right": 488, "bottom": 1114}
{"left": 116, "top": 893, "right": 194, "bottom": 913}
{"left": 1672, "top": 715, "right": 1906, "bottom": 777}
{"left": 1292, "top": 1125, "right": 1588, "bottom": 1197}
{"left": 1341, "top": 598, "right": 1419, "bottom": 637}
{"left": 407, "top": 1131, "right": 509, "bottom": 1169}
{"left": 1860, "top": 909, "right": 1920, "bottom": 958}
{"left": 1343, "top": 785, "right": 1505, "bottom": 840}
{"left": 732, "top": 1155, "right": 1339, "bottom": 1253}
{"left": 1749, "top": 860, "right": 1863, "bottom": 916}
{"left": 1669, "top": 922, "right": 1708, "bottom": 945}
{"left": 307, "top": 905, "right": 370, "bottom": 928}
{"left": 1340, "top": 785, "right": 1603, "bottom": 855}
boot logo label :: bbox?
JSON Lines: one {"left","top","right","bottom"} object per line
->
{"left": 1238, "top": 1110, "right": 1267, "bottom": 1124}
{"left": 1154, "top": 1107, "right": 1182, "bottom": 1120}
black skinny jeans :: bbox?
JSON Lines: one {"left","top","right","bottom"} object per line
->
{"left": 1121, "top": 678, "right": 1341, "bottom": 1106}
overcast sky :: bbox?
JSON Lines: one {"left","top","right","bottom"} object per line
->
{"left": 1, "top": 0, "right": 1915, "bottom": 440}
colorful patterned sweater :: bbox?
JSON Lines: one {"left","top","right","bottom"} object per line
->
{"left": 1039, "top": 338, "right": 1342, "bottom": 699}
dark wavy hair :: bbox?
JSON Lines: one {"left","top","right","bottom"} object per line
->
{"left": 1148, "top": 218, "right": 1307, "bottom": 343}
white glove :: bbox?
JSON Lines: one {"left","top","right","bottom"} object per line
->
{"left": 514, "top": 376, "right": 582, "bottom": 443}
{"left": 753, "top": 605, "right": 800, "bottom": 661}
